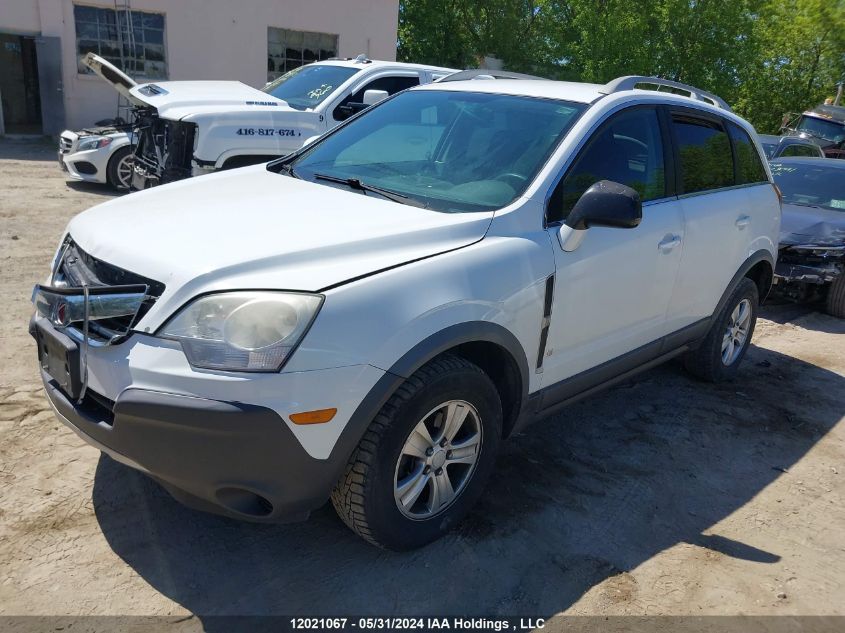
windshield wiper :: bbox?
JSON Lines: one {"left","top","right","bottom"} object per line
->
{"left": 312, "top": 172, "right": 427, "bottom": 208}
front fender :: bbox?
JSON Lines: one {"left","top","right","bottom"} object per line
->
{"left": 286, "top": 234, "right": 555, "bottom": 397}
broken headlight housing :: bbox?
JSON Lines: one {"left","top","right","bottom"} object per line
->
{"left": 158, "top": 292, "right": 323, "bottom": 372}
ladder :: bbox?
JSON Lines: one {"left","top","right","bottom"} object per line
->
{"left": 113, "top": 0, "right": 136, "bottom": 122}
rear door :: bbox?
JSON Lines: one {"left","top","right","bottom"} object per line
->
{"left": 665, "top": 110, "right": 748, "bottom": 331}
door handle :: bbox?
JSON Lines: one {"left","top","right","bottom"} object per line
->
{"left": 658, "top": 235, "right": 682, "bottom": 253}
{"left": 735, "top": 215, "right": 751, "bottom": 229}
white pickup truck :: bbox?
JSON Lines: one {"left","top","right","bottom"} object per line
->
{"left": 83, "top": 53, "right": 457, "bottom": 188}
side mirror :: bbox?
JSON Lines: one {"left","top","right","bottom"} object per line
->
{"left": 301, "top": 134, "right": 321, "bottom": 148}
{"left": 362, "top": 89, "right": 389, "bottom": 106}
{"left": 558, "top": 180, "right": 642, "bottom": 252}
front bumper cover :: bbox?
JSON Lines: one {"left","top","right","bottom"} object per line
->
{"left": 42, "top": 368, "right": 345, "bottom": 523}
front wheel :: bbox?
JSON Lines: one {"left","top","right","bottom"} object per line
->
{"left": 683, "top": 277, "right": 759, "bottom": 382}
{"left": 106, "top": 146, "right": 134, "bottom": 191}
{"left": 331, "top": 355, "right": 502, "bottom": 550}
{"left": 826, "top": 274, "right": 845, "bottom": 319}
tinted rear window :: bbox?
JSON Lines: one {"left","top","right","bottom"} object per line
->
{"left": 672, "top": 115, "right": 734, "bottom": 194}
{"left": 728, "top": 123, "right": 768, "bottom": 185}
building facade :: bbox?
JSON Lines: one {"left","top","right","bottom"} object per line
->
{"left": 0, "top": 0, "right": 399, "bottom": 134}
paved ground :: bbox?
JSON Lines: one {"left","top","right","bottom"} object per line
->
{"left": 1, "top": 140, "right": 843, "bottom": 625}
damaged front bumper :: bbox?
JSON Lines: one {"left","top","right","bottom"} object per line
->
{"left": 132, "top": 108, "right": 197, "bottom": 188}
{"left": 774, "top": 245, "right": 845, "bottom": 284}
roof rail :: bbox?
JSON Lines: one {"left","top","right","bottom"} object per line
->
{"left": 601, "top": 76, "right": 731, "bottom": 111}
{"left": 437, "top": 69, "right": 545, "bottom": 83}
{"left": 326, "top": 54, "right": 373, "bottom": 64}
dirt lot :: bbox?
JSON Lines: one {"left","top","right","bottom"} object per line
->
{"left": 1, "top": 140, "right": 843, "bottom": 625}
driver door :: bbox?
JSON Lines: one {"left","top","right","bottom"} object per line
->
{"left": 540, "top": 106, "right": 685, "bottom": 388}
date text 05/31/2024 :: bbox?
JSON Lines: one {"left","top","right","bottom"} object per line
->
{"left": 235, "top": 127, "right": 301, "bottom": 137}
{"left": 289, "top": 618, "right": 546, "bottom": 631}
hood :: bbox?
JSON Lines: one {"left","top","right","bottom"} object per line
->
{"left": 66, "top": 166, "right": 493, "bottom": 328}
{"left": 127, "top": 80, "right": 289, "bottom": 119}
{"left": 779, "top": 202, "right": 845, "bottom": 247}
{"left": 82, "top": 53, "right": 142, "bottom": 105}
{"left": 84, "top": 53, "right": 291, "bottom": 117}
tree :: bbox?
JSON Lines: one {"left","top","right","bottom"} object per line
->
{"left": 734, "top": 0, "right": 845, "bottom": 133}
{"left": 396, "top": 0, "right": 845, "bottom": 131}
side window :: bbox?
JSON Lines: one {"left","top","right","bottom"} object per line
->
{"left": 728, "top": 122, "right": 768, "bottom": 184}
{"left": 672, "top": 115, "right": 734, "bottom": 194}
{"left": 781, "top": 144, "right": 820, "bottom": 158}
{"left": 548, "top": 107, "right": 665, "bottom": 223}
{"left": 333, "top": 75, "right": 420, "bottom": 121}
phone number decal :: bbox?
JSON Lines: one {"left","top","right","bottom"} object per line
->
{"left": 236, "top": 127, "right": 300, "bottom": 137}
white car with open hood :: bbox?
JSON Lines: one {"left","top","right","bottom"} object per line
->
{"left": 32, "top": 74, "right": 779, "bottom": 549}
{"left": 83, "top": 52, "right": 457, "bottom": 188}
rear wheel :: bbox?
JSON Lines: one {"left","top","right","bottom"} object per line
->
{"left": 106, "top": 146, "right": 133, "bottom": 191}
{"left": 683, "top": 277, "right": 759, "bottom": 382}
{"left": 826, "top": 275, "right": 845, "bottom": 319}
{"left": 331, "top": 355, "right": 502, "bottom": 550}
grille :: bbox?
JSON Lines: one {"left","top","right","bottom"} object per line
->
{"left": 59, "top": 136, "right": 73, "bottom": 153}
{"left": 53, "top": 238, "right": 165, "bottom": 343}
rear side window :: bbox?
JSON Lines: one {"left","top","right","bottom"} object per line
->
{"left": 728, "top": 123, "right": 768, "bottom": 184}
{"left": 781, "top": 144, "right": 820, "bottom": 158}
{"left": 672, "top": 115, "right": 734, "bottom": 194}
{"left": 548, "top": 107, "right": 666, "bottom": 223}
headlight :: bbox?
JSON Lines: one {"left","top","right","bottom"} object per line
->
{"left": 158, "top": 292, "right": 323, "bottom": 372}
{"left": 77, "top": 136, "right": 113, "bottom": 151}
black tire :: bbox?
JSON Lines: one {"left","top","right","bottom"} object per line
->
{"left": 331, "top": 354, "right": 502, "bottom": 550}
{"left": 683, "top": 277, "right": 759, "bottom": 382}
{"left": 106, "top": 146, "right": 133, "bottom": 191}
{"left": 826, "top": 275, "right": 845, "bottom": 319}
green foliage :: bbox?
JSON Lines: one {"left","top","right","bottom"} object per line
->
{"left": 397, "top": 0, "right": 845, "bottom": 131}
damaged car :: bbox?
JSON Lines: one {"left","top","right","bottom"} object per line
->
{"left": 58, "top": 117, "right": 135, "bottom": 191}
{"left": 770, "top": 157, "right": 845, "bottom": 317}
{"left": 83, "top": 52, "right": 456, "bottom": 188}
{"left": 781, "top": 104, "right": 845, "bottom": 159}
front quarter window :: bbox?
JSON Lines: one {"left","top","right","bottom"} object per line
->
{"left": 286, "top": 90, "right": 586, "bottom": 213}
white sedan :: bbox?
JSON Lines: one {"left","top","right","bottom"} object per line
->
{"left": 58, "top": 120, "right": 135, "bottom": 190}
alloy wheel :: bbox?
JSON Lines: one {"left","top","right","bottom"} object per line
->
{"left": 721, "top": 298, "right": 752, "bottom": 366}
{"left": 393, "top": 400, "right": 482, "bottom": 519}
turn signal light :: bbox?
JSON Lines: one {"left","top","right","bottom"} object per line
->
{"left": 290, "top": 408, "right": 337, "bottom": 425}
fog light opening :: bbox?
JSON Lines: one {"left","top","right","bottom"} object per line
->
{"left": 216, "top": 487, "right": 274, "bottom": 517}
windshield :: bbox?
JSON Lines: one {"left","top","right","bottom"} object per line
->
{"left": 796, "top": 115, "right": 845, "bottom": 143}
{"left": 288, "top": 90, "right": 586, "bottom": 213}
{"left": 262, "top": 65, "right": 359, "bottom": 110}
{"left": 770, "top": 161, "right": 845, "bottom": 211}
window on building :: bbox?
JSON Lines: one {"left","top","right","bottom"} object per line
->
{"left": 268, "top": 27, "right": 338, "bottom": 82}
{"left": 74, "top": 5, "right": 166, "bottom": 79}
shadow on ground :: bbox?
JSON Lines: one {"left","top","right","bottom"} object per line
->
{"left": 0, "top": 138, "right": 56, "bottom": 161}
{"left": 65, "top": 181, "right": 122, "bottom": 198}
{"left": 93, "top": 337, "right": 844, "bottom": 622}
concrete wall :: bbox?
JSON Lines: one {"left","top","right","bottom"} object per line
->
{"left": 0, "top": 0, "right": 399, "bottom": 130}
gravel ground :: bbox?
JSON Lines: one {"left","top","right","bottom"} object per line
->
{"left": 0, "top": 140, "right": 843, "bottom": 625}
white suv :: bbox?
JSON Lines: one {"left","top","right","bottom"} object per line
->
{"left": 31, "top": 75, "right": 780, "bottom": 549}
